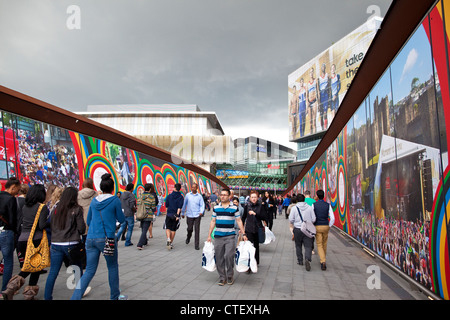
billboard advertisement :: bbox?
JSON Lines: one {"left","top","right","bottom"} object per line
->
{"left": 0, "top": 112, "right": 221, "bottom": 215}
{"left": 290, "top": 2, "right": 450, "bottom": 300}
{"left": 288, "top": 17, "right": 381, "bottom": 141}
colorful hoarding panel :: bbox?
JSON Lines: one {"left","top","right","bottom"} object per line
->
{"left": 0, "top": 112, "right": 220, "bottom": 214}
{"left": 288, "top": 17, "right": 380, "bottom": 142}
{"left": 292, "top": 2, "right": 450, "bottom": 300}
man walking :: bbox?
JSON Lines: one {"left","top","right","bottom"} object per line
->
{"left": 289, "top": 194, "right": 316, "bottom": 271}
{"left": 165, "top": 183, "right": 184, "bottom": 250}
{"left": 181, "top": 183, "right": 205, "bottom": 250}
{"left": 0, "top": 177, "right": 21, "bottom": 292}
{"left": 207, "top": 189, "right": 246, "bottom": 286}
{"left": 312, "top": 190, "right": 335, "bottom": 270}
{"left": 117, "top": 183, "right": 136, "bottom": 246}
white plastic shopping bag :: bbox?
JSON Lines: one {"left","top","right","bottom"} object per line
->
{"left": 235, "top": 241, "right": 258, "bottom": 273}
{"left": 263, "top": 226, "right": 276, "bottom": 244}
{"left": 202, "top": 241, "right": 216, "bottom": 272}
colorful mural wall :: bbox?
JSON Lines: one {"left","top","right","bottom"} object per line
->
{"left": 0, "top": 112, "right": 220, "bottom": 214}
{"left": 292, "top": 1, "right": 450, "bottom": 300}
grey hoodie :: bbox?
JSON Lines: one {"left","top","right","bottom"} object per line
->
{"left": 78, "top": 187, "right": 98, "bottom": 234}
{"left": 120, "top": 191, "right": 136, "bottom": 217}
{"left": 289, "top": 202, "right": 316, "bottom": 229}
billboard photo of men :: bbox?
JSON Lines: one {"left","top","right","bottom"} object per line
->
{"left": 307, "top": 67, "right": 318, "bottom": 134}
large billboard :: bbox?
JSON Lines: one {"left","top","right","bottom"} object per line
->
{"left": 288, "top": 17, "right": 381, "bottom": 141}
{"left": 290, "top": 1, "right": 450, "bottom": 300}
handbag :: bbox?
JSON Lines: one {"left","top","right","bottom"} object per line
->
{"left": 98, "top": 209, "right": 115, "bottom": 256}
{"left": 21, "top": 203, "right": 51, "bottom": 273}
{"left": 296, "top": 207, "right": 316, "bottom": 238}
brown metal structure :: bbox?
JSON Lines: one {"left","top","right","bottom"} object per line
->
{"left": 0, "top": 85, "right": 228, "bottom": 189}
{"left": 283, "top": 0, "right": 438, "bottom": 196}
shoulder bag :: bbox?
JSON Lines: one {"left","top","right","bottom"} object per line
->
{"left": 296, "top": 207, "right": 316, "bottom": 238}
{"left": 98, "top": 209, "right": 115, "bottom": 256}
{"left": 21, "top": 203, "right": 51, "bottom": 272}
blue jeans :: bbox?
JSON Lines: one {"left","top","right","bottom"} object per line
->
{"left": 70, "top": 238, "right": 120, "bottom": 300}
{"left": 156, "top": 204, "right": 162, "bottom": 216}
{"left": 0, "top": 230, "right": 15, "bottom": 291}
{"left": 116, "top": 216, "right": 135, "bottom": 246}
{"left": 44, "top": 243, "right": 83, "bottom": 300}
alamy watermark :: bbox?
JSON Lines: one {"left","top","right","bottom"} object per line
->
{"left": 366, "top": 265, "right": 381, "bottom": 290}
{"left": 66, "top": 5, "right": 81, "bottom": 30}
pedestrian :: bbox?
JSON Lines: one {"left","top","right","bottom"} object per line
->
{"left": 0, "top": 177, "right": 21, "bottom": 294}
{"left": 232, "top": 197, "right": 244, "bottom": 244}
{"left": 312, "top": 190, "right": 335, "bottom": 270}
{"left": 116, "top": 183, "right": 136, "bottom": 247}
{"left": 287, "top": 195, "right": 298, "bottom": 241}
{"left": 71, "top": 173, "right": 125, "bottom": 300}
{"left": 136, "top": 183, "right": 158, "bottom": 250}
{"left": 44, "top": 187, "right": 86, "bottom": 300}
{"left": 289, "top": 194, "right": 316, "bottom": 271}
{"left": 77, "top": 177, "right": 98, "bottom": 243}
{"left": 304, "top": 190, "right": 316, "bottom": 254}
{"left": 304, "top": 190, "right": 316, "bottom": 206}
{"left": 164, "top": 183, "right": 184, "bottom": 250}
{"left": 241, "top": 190, "right": 267, "bottom": 267}
{"left": 181, "top": 183, "right": 205, "bottom": 250}
{"left": 207, "top": 189, "right": 246, "bottom": 286}
{"left": 2, "top": 184, "right": 49, "bottom": 300}
{"left": 276, "top": 195, "right": 283, "bottom": 217}
{"left": 282, "top": 195, "right": 291, "bottom": 218}
{"left": 262, "top": 191, "right": 275, "bottom": 230}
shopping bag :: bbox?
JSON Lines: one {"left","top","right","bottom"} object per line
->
{"left": 263, "top": 226, "right": 276, "bottom": 244}
{"left": 202, "top": 241, "right": 216, "bottom": 272}
{"left": 235, "top": 241, "right": 250, "bottom": 273}
{"left": 235, "top": 241, "right": 258, "bottom": 273}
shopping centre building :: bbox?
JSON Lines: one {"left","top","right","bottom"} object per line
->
{"left": 78, "top": 104, "right": 233, "bottom": 173}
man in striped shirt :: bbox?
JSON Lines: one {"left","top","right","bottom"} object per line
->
{"left": 207, "top": 188, "right": 246, "bottom": 286}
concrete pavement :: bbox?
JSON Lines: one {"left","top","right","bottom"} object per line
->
{"left": 4, "top": 209, "right": 429, "bottom": 301}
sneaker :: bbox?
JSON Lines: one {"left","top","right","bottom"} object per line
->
{"left": 217, "top": 280, "right": 226, "bottom": 286}
{"left": 166, "top": 239, "right": 171, "bottom": 248}
{"left": 227, "top": 277, "right": 234, "bottom": 285}
{"left": 305, "top": 260, "right": 311, "bottom": 271}
{"left": 82, "top": 286, "right": 91, "bottom": 298}
{"left": 170, "top": 243, "right": 173, "bottom": 250}
{"left": 137, "top": 246, "right": 143, "bottom": 250}
{"left": 117, "top": 294, "right": 128, "bottom": 300}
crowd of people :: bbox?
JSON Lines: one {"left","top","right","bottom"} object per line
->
{"left": 1, "top": 169, "right": 428, "bottom": 299}
{"left": 349, "top": 209, "right": 432, "bottom": 290}
{"left": 16, "top": 128, "right": 79, "bottom": 188}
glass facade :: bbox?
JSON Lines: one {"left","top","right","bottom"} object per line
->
{"left": 292, "top": 1, "right": 450, "bottom": 300}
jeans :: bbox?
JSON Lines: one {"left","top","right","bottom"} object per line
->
{"left": 44, "top": 243, "right": 83, "bottom": 300}
{"left": 156, "top": 204, "right": 162, "bottom": 216}
{"left": 71, "top": 238, "right": 120, "bottom": 300}
{"left": 0, "top": 230, "right": 15, "bottom": 291}
{"left": 116, "top": 216, "right": 135, "bottom": 246}
{"left": 137, "top": 220, "right": 151, "bottom": 247}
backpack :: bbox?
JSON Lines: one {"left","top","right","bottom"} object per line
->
{"left": 136, "top": 193, "right": 156, "bottom": 220}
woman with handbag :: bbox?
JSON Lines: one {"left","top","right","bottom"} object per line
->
{"left": 241, "top": 190, "right": 268, "bottom": 267}
{"left": 71, "top": 173, "right": 125, "bottom": 300}
{"left": 44, "top": 187, "right": 86, "bottom": 300}
{"left": 1, "top": 184, "right": 49, "bottom": 300}
{"left": 136, "top": 183, "right": 158, "bottom": 250}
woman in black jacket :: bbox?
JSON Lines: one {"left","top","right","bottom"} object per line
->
{"left": 262, "top": 191, "right": 275, "bottom": 230}
{"left": 44, "top": 187, "right": 86, "bottom": 300}
{"left": 242, "top": 191, "right": 267, "bottom": 266}
{"left": 2, "top": 184, "right": 49, "bottom": 300}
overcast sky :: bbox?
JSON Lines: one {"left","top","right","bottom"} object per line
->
{"left": 0, "top": 0, "right": 392, "bottom": 149}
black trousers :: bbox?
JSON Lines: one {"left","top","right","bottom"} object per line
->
{"left": 186, "top": 216, "right": 201, "bottom": 248}
{"left": 245, "top": 231, "right": 260, "bottom": 264}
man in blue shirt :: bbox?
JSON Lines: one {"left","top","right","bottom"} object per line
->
{"left": 207, "top": 189, "right": 246, "bottom": 286}
{"left": 181, "top": 183, "right": 205, "bottom": 250}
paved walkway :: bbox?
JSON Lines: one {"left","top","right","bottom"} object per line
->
{"left": 4, "top": 209, "right": 428, "bottom": 301}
